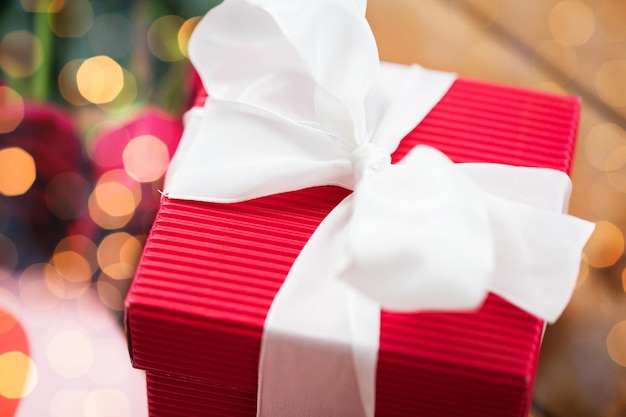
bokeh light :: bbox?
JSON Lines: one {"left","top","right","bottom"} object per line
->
{"left": 123, "top": 134, "right": 170, "bottom": 182}
{"left": 98, "top": 68, "right": 138, "bottom": 113}
{"left": 52, "top": 250, "right": 94, "bottom": 284}
{"left": 44, "top": 251, "right": 92, "bottom": 300}
{"left": 607, "top": 321, "right": 626, "bottom": 367}
{"left": 97, "top": 232, "right": 141, "bottom": 280}
{"left": 178, "top": 16, "right": 202, "bottom": 58}
{"left": 595, "top": 60, "right": 626, "bottom": 109}
{"left": 93, "top": 180, "right": 136, "bottom": 218}
{"left": 87, "top": 170, "right": 141, "bottom": 230}
{"left": 46, "top": 328, "right": 94, "bottom": 378}
{"left": 0, "top": 30, "right": 44, "bottom": 78}
{"left": 54, "top": 235, "right": 98, "bottom": 275}
{"left": 0, "top": 86, "right": 25, "bottom": 133}
{"left": 584, "top": 220, "right": 624, "bottom": 268}
{"left": 0, "top": 351, "right": 38, "bottom": 399}
{"left": 147, "top": 15, "right": 185, "bottom": 62}
{"left": 58, "top": 59, "right": 89, "bottom": 106}
{"left": 48, "top": 0, "right": 93, "bottom": 38}
{"left": 0, "top": 147, "right": 37, "bottom": 196}
{"left": 549, "top": 0, "right": 596, "bottom": 46}
{"left": 76, "top": 55, "right": 124, "bottom": 104}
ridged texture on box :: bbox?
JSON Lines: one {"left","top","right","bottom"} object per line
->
{"left": 126, "top": 78, "right": 580, "bottom": 417}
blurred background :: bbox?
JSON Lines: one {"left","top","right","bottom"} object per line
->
{"left": 0, "top": 0, "right": 624, "bottom": 416}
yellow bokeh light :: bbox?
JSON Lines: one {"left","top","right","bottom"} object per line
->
{"left": 0, "top": 86, "right": 25, "bottom": 134}
{"left": 595, "top": 60, "right": 626, "bottom": 109}
{"left": 607, "top": 321, "right": 626, "bottom": 367}
{"left": 178, "top": 16, "right": 202, "bottom": 58}
{"left": 584, "top": 220, "right": 624, "bottom": 268}
{"left": 147, "top": 15, "right": 185, "bottom": 62}
{"left": 87, "top": 170, "right": 141, "bottom": 230}
{"left": 93, "top": 181, "right": 136, "bottom": 217}
{"left": 123, "top": 135, "right": 170, "bottom": 182}
{"left": 0, "top": 351, "right": 38, "bottom": 399}
{"left": 48, "top": 0, "right": 93, "bottom": 38}
{"left": 46, "top": 329, "right": 94, "bottom": 378}
{"left": 44, "top": 260, "right": 90, "bottom": 300}
{"left": 0, "top": 30, "right": 44, "bottom": 78}
{"left": 549, "top": 0, "right": 596, "bottom": 46}
{"left": 58, "top": 59, "right": 89, "bottom": 106}
{"left": 0, "top": 147, "right": 37, "bottom": 197}
{"left": 20, "top": 0, "right": 66, "bottom": 12}
{"left": 55, "top": 235, "right": 98, "bottom": 275}
{"left": 52, "top": 251, "right": 93, "bottom": 283}
{"left": 97, "top": 232, "right": 141, "bottom": 280}
{"left": 76, "top": 55, "right": 124, "bottom": 104}
{"left": 98, "top": 68, "right": 138, "bottom": 113}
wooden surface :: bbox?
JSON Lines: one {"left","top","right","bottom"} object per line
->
{"left": 366, "top": 1, "right": 626, "bottom": 416}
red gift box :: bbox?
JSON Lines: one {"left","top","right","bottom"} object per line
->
{"left": 125, "top": 77, "right": 581, "bottom": 417}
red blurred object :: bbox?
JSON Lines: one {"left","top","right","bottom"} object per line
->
{"left": 0, "top": 102, "right": 87, "bottom": 268}
{"left": 0, "top": 309, "right": 29, "bottom": 417}
{"left": 126, "top": 78, "right": 581, "bottom": 416}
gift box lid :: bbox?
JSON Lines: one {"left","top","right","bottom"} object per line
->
{"left": 125, "top": 77, "right": 581, "bottom": 417}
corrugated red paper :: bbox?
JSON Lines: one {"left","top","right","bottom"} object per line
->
{"left": 125, "top": 78, "right": 581, "bottom": 417}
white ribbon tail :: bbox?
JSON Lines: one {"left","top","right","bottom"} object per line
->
{"left": 258, "top": 196, "right": 379, "bottom": 417}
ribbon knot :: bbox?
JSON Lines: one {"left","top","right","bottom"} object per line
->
{"left": 350, "top": 143, "right": 391, "bottom": 182}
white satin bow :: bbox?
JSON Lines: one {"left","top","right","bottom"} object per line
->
{"left": 163, "top": 0, "right": 594, "bottom": 415}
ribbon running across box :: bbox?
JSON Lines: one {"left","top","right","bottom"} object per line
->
{"left": 124, "top": 0, "right": 594, "bottom": 416}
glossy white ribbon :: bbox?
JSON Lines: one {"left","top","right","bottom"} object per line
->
{"left": 164, "top": 0, "right": 595, "bottom": 416}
